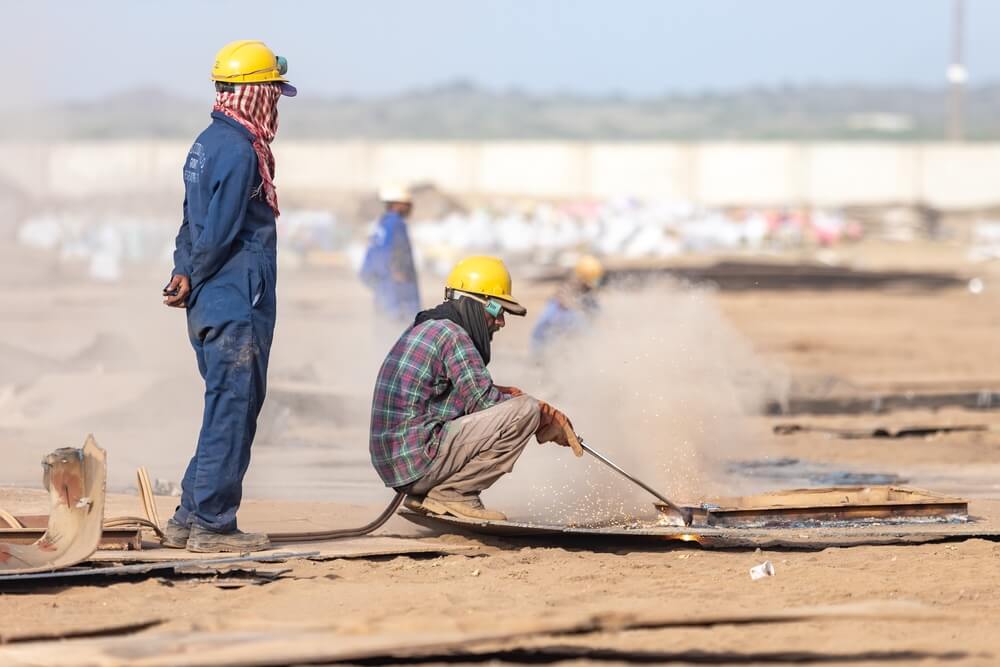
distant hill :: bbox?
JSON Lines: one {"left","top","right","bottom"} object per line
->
{"left": 4, "top": 82, "right": 1000, "bottom": 141}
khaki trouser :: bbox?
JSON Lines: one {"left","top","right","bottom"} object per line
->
{"left": 408, "top": 395, "right": 540, "bottom": 504}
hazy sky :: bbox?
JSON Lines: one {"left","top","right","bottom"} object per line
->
{"left": 6, "top": 0, "right": 997, "bottom": 104}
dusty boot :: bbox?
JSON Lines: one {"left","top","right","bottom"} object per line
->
{"left": 422, "top": 496, "right": 507, "bottom": 522}
{"left": 160, "top": 518, "right": 190, "bottom": 549}
{"left": 186, "top": 524, "right": 272, "bottom": 553}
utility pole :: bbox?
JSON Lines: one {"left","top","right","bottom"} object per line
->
{"left": 947, "top": 0, "right": 966, "bottom": 141}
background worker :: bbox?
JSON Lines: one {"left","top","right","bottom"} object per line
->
{"left": 369, "top": 256, "right": 581, "bottom": 522}
{"left": 360, "top": 185, "right": 421, "bottom": 328}
{"left": 161, "top": 40, "right": 296, "bottom": 553}
{"left": 530, "top": 254, "right": 605, "bottom": 356}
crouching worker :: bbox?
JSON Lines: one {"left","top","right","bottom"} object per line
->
{"left": 369, "top": 256, "right": 582, "bottom": 521}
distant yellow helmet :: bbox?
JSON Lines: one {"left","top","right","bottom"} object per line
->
{"left": 212, "top": 40, "right": 297, "bottom": 95}
{"left": 446, "top": 256, "right": 526, "bottom": 316}
{"left": 574, "top": 254, "right": 605, "bottom": 287}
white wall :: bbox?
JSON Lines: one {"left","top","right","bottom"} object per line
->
{"left": 1, "top": 140, "right": 998, "bottom": 210}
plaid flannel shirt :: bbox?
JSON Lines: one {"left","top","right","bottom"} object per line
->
{"left": 369, "top": 319, "right": 507, "bottom": 487}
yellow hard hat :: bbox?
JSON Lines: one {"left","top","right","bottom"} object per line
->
{"left": 212, "top": 40, "right": 297, "bottom": 95}
{"left": 574, "top": 254, "right": 605, "bottom": 287}
{"left": 446, "top": 256, "right": 526, "bottom": 316}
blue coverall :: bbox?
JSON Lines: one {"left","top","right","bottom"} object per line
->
{"left": 359, "top": 211, "right": 420, "bottom": 322}
{"left": 170, "top": 111, "right": 277, "bottom": 532}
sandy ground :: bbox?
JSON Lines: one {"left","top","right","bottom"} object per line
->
{"left": 4, "top": 238, "right": 1000, "bottom": 664}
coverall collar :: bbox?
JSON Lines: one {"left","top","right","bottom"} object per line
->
{"left": 210, "top": 111, "right": 256, "bottom": 143}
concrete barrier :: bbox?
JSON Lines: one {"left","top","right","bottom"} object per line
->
{"left": 1, "top": 140, "right": 998, "bottom": 210}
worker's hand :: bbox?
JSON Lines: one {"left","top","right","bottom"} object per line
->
{"left": 494, "top": 385, "right": 524, "bottom": 398}
{"left": 162, "top": 274, "right": 191, "bottom": 308}
{"left": 535, "top": 401, "right": 583, "bottom": 457}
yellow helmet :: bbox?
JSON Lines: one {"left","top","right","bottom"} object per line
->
{"left": 212, "top": 40, "right": 296, "bottom": 95}
{"left": 574, "top": 254, "right": 605, "bottom": 288}
{"left": 446, "top": 256, "right": 526, "bottom": 316}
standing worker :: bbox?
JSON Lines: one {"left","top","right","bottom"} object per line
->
{"left": 370, "top": 256, "right": 582, "bottom": 521}
{"left": 360, "top": 185, "right": 421, "bottom": 329}
{"left": 531, "top": 254, "right": 605, "bottom": 356}
{"left": 161, "top": 40, "right": 296, "bottom": 552}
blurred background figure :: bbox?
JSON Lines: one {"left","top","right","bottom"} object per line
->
{"left": 360, "top": 184, "right": 421, "bottom": 337}
{"left": 531, "top": 254, "right": 605, "bottom": 358}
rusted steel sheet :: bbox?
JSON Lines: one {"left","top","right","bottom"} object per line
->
{"left": 0, "top": 551, "right": 317, "bottom": 584}
{"left": 0, "top": 527, "right": 141, "bottom": 550}
{"left": 679, "top": 486, "right": 969, "bottom": 528}
{"left": 766, "top": 391, "right": 1000, "bottom": 416}
{"left": 6, "top": 515, "right": 142, "bottom": 550}
{"left": 400, "top": 489, "right": 982, "bottom": 550}
{"left": 0, "top": 436, "right": 107, "bottom": 573}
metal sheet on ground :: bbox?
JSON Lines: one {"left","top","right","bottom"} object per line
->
{"left": 399, "top": 506, "right": 1000, "bottom": 549}
{"left": 85, "top": 535, "right": 476, "bottom": 563}
{"left": 0, "top": 619, "right": 164, "bottom": 645}
{"left": 0, "top": 527, "right": 142, "bottom": 549}
{"left": 678, "top": 486, "right": 969, "bottom": 528}
{"left": 0, "top": 552, "right": 317, "bottom": 583}
{"left": 0, "top": 437, "right": 107, "bottom": 574}
{"left": 0, "top": 600, "right": 946, "bottom": 667}
{"left": 765, "top": 390, "right": 1000, "bottom": 416}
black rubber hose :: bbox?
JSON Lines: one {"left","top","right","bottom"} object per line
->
{"left": 267, "top": 492, "right": 406, "bottom": 543}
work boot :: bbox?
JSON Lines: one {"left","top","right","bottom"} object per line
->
{"left": 422, "top": 496, "right": 507, "bottom": 522}
{"left": 403, "top": 495, "right": 427, "bottom": 513}
{"left": 185, "top": 524, "right": 272, "bottom": 553}
{"left": 160, "top": 518, "right": 190, "bottom": 549}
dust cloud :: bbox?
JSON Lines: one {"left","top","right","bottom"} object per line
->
{"left": 486, "top": 281, "right": 780, "bottom": 525}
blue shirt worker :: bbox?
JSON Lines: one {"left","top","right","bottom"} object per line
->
{"left": 531, "top": 255, "right": 605, "bottom": 356}
{"left": 161, "top": 40, "right": 296, "bottom": 553}
{"left": 360, "top": 185, "right": 421, "bottom": 323}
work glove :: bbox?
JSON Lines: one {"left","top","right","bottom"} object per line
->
{"left": 535, "top": 401, "right": 583, "bottom": 457}
{"left": 494, "top": 385, "right": 524, "bottom": 398}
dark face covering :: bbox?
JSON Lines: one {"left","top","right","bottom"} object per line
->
{"left": 414, "top": 297, "right": 493, "bottom": 365}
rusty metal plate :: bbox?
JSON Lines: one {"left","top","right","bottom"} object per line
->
{"left": 399, "top": 489, "right": 984, "bottom": 550}
{"left": 678, "top": 486, "right": 969, "bottom": 528}
{"left": 0, "top": 436, "right": 107, "bottom": 573}
{"left": 0, "top": 528, "right": 141, "bottom": 550}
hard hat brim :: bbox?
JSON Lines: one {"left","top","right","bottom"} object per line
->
{"left": 497, "top": 298, "right": 527, "bottom": 316}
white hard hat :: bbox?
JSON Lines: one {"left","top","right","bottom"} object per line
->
{"left": 378, "top": 184, "right": 412, "bottom": 204}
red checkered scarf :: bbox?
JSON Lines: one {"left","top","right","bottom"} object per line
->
{"left": 213, "top": 83, "right": 282, "bottom": 216}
